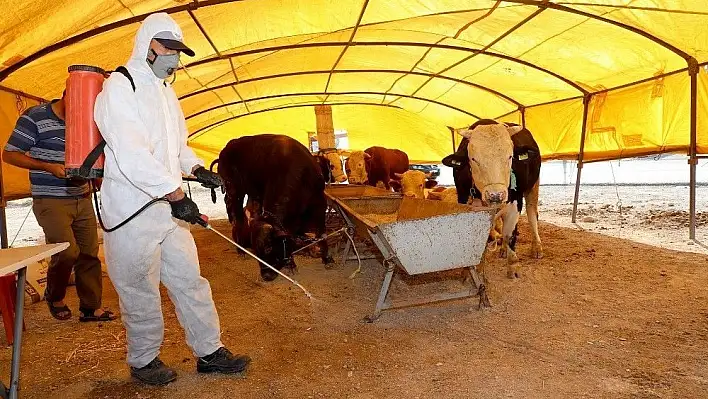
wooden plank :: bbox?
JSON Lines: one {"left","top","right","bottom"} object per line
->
{"left": 0, "top": 243, "right": 69, "bottom": 275}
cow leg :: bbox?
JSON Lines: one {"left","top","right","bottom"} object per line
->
{"left": 223, "top": 181, "right": 249, "bottom": 252}
{"left": 501, "top": 202, "right": 520, "bottom": 278}
{"left": 489, "top": 207, "right": 506, "bottom": 256}
{"left": 310, "top": 193, "right": 333, "bottom": 266}
{"left": 262, "top": 186, "right": 299, "bottom": 274}
{"left": 525, "top": 180, "right": 543, "bottom": 259}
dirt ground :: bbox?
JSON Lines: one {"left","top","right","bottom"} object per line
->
{"left": 1, "top": 205, "right": 708, "bottom": 398}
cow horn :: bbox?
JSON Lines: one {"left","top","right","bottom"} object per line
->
{"left": 363, "top": 152, "right": 372, "bottom": 159}
{"left": 446, "top": 126, "right": 455, "bottom": 133}
{"left": 507, "top": 125, "right": 523, "bottom": 135}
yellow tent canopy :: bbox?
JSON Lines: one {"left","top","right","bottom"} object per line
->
{"left": 1, "top": 0, "right": 708, "bottom": 202}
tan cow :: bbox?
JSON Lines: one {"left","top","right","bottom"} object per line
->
{"left": 450, "top": 120, "right": 543, "bottom": 279}
{"left": 318, "top": 149, "right": 347, "bottom": 183}
{"left": 392, "top": 170, "right": 438, "bottom": 198}
{"left": 345, "top": 151, "right": 369, "bottom": 184}
{"left": 427, "top": 187, "right": 458, "bottom": 202}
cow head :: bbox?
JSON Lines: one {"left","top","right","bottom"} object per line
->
{"left": 393, "top": 170, "right": 438, "bottom": 198}
{"left": 318, "top": 149, "right": 347, "bottom": 183}
{"left": 249, "top": 217, "right": 296, "bottom": 282}
{"left": 453, "top": 121, "right": 520, "bottom": 206}
{"left": 345, "top": 150, "right": 370, "bottom": 184}
{"left": 314, "top": 155, "right": 333, "bottom": 183}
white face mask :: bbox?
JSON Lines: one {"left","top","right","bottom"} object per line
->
{"left": 146, "top": 49, "right": 180, "bottom": 79}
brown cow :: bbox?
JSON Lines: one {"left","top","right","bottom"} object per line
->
{"left": 345, "top": 146, "right": 409, "bottom": 190}
{"left": 217, "top": 134, "right": 331, "bottom": 281}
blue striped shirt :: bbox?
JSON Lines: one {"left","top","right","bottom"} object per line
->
{"left": 4, "top": 101, "right": 89, "bottom": 198}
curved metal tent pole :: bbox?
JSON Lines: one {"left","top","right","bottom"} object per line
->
{"left": 387, "top": 6, "right": 546, "bottom": 109}
{"left": 497, "top": 0, "right": 698, "bottom": 235}
{"left": 0, "top": 2, "right": 513, "bottom": 82}
{"left": 183, "top": 41, "right": 588, "bottom": 95}
{"left": 188, "top": 101, "right": 404, "bottom": 139}
{"left": 0, "top": 1, "right": 701, "bottom": 239}
{"left": 179, "top": 69, "right": 524, "bottom": 108}
{"left": 321, "top": 0, "right": 369, "bottom": 100}
{"left": 185, "top": 89, "right": 482, "bottom": 121}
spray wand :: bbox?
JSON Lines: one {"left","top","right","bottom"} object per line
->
{"left": 195, "top": 215, "right": 314, "bottom": 300}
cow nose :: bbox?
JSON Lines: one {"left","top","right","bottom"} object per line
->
{"left": 336, "top": 175, "right": 347, "bottom": 183}
{"left": 486, "top": 191, "right": 506, "bottom": 204}
{"left": 404, "top": 192, "right": 416, "bottom": 198}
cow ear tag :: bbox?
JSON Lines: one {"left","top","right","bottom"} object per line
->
{"left": 518, "top": 152, "right": 529, "bottom": 161}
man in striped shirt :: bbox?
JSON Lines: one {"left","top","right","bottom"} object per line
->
{"left": 2, "top": 91, "right": 116, "bottom": 322}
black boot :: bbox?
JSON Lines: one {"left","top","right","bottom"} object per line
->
{"left": 197, "top": 347, "right": 251, "bottom": 375}
{"left": 130, "top": 357, "right": 177, "bottom": 385}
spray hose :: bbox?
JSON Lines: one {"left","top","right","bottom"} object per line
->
{"left": 203, "top": 223, "right": 314, "bottom": 299}
{"left": 90, "top": 180, "right": 168, "bottom": 233}
{"left": 90, "top": 180, "right": 314, "bottom": 299}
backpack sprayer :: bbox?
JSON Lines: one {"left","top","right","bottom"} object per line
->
{"left": 63, "top": 64, "right": 314, "bottom": 298}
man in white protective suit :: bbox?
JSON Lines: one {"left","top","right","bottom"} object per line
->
{"left": 94, "top": 13, "right": 251, "bottom": 385}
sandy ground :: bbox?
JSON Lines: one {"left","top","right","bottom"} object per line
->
{"left": 7, "top": 183, "right": 708, "bottom": 255}
{"left": 538, "top": 184, "right": 708, "bottom": 256}
{"left": 0, "top": 184, "right": 706, "bottom": 398}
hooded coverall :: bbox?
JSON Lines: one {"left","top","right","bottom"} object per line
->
{"left": 93, "top": 13, "right": 223, "bottom": 368}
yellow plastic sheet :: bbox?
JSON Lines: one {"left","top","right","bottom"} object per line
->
{"left": 0, "top": 1, "right": 706, "bottom": 199}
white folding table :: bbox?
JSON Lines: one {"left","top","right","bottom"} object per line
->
{"left": 0, "top": 243, "right": 69, "bottom": 399}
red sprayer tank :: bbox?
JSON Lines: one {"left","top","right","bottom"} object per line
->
{"left": 65, "top": 65, "right": 106, "bottom": 179}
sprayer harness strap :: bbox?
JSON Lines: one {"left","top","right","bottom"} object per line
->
{"left": 114, "top": 66, "right": 136, "bottom": 91}
{"left": 78, "top": 66, "right": 135, "bottom": 177}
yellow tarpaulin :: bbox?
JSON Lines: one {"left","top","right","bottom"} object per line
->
{"left": 0, "top": 1, "right": 707, "bottom": 198}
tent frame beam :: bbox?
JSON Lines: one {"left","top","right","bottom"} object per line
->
{"left": 572, "top": 94, "right": 591, "bottom": 224}
{"left": 322, "top": 0, "right": 369, "bottom": 99}
{"left": 500, "top": 0, "right": 691, "bottom": 61}
{"left": 186, "top": 89, "right": 481, "bottom": 121}
{"left": 188, "top": 101, "right": 403, "bottom": 139}
{"left": 378, "top": 2, "right": 504, "bottom": 108}
{"left": 187, "top": 8, "right": 250, "bottom": 115}
{"left": 689, "top": 58, "right": 699, "bottom": 239}
{"left": 0, "top": 3, "right": 529, "bottom": 82}
{"left": 184, "top": 41, "right": 588, "bottom": 95}
{"left": 390, "top": 6, "right": 546, "bottom": 108}
{"left": 180, "top": 68, "right": 523, "bottom": 107}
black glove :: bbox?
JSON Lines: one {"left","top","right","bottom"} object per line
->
{"left": 169, "top": 195, "right": 205, "bottom": 226}
{"left": 193, "top": 166, "right": 223, "bottom": 189}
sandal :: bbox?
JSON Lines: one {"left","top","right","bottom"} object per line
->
{"left": 46, "top": 301, "right": 72, "bottom": 321}
{"left": 79, "top": 308, "right": 118, "bottom": 322}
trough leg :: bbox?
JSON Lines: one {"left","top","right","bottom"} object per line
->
{"left": 364, "top": 261, "right": 395, "bottom": 323}
{"left": 339, "top": 239, "right": 351, "bottom": 268}
{"left": 331, "top": 203, "right": 355, "bottom": 268}
{"left": 467, "top": 266, "right": 491, "bottom": 309}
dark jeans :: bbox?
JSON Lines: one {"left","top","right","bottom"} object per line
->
{"left": 32, "top": 196, "right": 102, "bottom": 310}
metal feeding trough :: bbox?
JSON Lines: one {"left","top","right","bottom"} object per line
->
{"left": 325, "top": 185, "right": 495, "bottom": 321}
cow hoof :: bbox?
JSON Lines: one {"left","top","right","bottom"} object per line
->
{"left": 506, "top": 268, "right": 521, "bottom": 279}
{"left": 260, "top": 269, "right": 279, "bottom": 282}
{"left": 531, "top": 244, "right": 544, "bottom": 259}
{"left": 322, "top": 256, "right": 335, "bottom": 265}
{"left": 507, "top": 251, "right": 519, "bottom": 264}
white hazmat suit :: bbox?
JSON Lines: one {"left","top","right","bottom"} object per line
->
{"left": 94, "top": 13, "right": 222, "bottom": 368}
